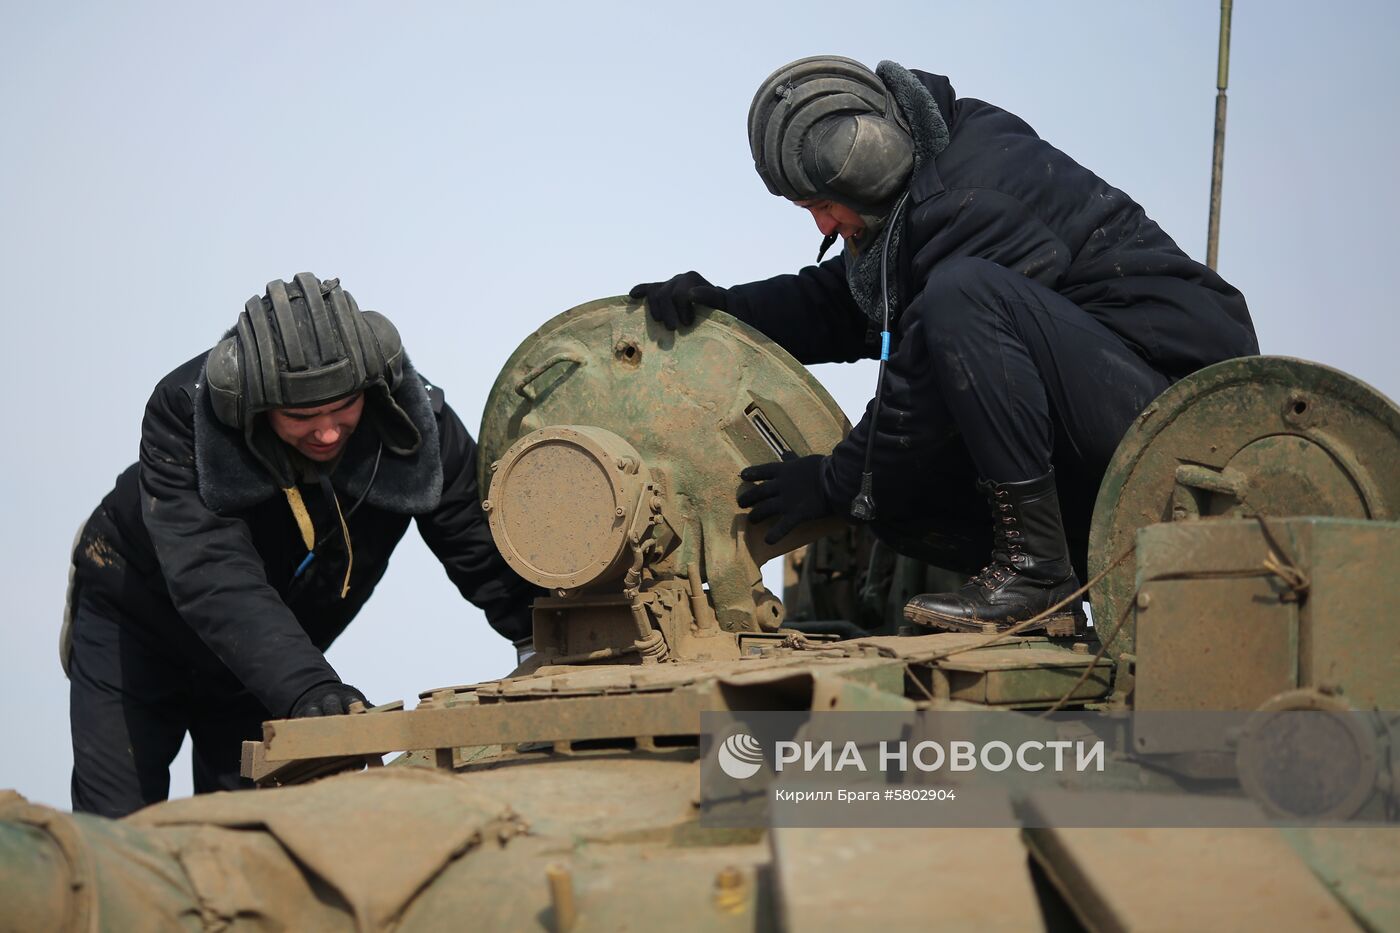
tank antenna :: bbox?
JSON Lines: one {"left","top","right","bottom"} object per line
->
{"left": 1206, "top": 0, "right": 1233, "bottom": 269}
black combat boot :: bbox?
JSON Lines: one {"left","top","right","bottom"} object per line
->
{"left": 903, "top": 471, "right": 1084, "bottom": 636}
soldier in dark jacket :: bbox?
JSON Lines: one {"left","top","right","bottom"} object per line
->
{"left": 633, "top": 57, "right": 1257, "bottom": 634}
{"left": 68, "top": 273, "right": 535, "bottom": 818}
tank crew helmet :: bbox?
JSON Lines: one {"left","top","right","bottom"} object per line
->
{"left": 205, "top": 272, "right": 422, "bottom": 479}
{"left": 748, "top": 55, "right": 915, "bottom": 222}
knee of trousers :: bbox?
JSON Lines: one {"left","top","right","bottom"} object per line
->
{"left": 909, "top": 256, "right": 1021, "bottom": 345}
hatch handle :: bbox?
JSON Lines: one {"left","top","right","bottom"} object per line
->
{"left": 516, "top": 354, "right": 585, "bottom": 400}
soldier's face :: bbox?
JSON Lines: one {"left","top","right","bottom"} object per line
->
{"left": 267, "top": 393, "right": 365, "bottom": 462}
{"left": 795, "top": 198, "right": 866, "bottom": 242}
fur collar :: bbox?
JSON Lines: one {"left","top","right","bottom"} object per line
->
{"left": 193, "top": 363, "right": 443, "bottom": 515}
{"left": 877, "top": 61, "right": 950, "bottom": 165}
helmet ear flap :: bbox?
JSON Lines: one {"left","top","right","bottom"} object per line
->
{"left": 205, "top": 335, "right": 245, "bottom": 429}
{"left": 359, "top": 309, "right": 404, "bottom": 391}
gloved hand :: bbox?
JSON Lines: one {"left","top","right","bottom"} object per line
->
{"left": 737, "top": 453, "right": 833, "bottom": 545}
{"left": 290, "top": 681, "right": 370, "bottom": 718}
{"left": 629, "top": 271, "right": 728, "bottom": 330}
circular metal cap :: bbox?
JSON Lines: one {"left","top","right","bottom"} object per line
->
{"left": 1088, "top": 357, "right": 1400, "bottom": 656}
{"left": 485, "top": 426, "right": 646, "bottom": 591}
{"left": 1236, "top": 689, "right": 1378, "bottom": 821}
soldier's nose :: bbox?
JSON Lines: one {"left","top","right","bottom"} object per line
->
{"left": 808, "top": 208, "right": 838, "bottom": 237}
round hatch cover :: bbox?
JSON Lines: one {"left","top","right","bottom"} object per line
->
{"left": 486, "top": 425, "right": 646, "bottom": 592}
{"left": 1088, "top": 356, "right": 1400, "bottom": 656}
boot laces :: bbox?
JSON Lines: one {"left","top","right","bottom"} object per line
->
{"left": 970, "top": 489, "right": 1025, "bottom": 589}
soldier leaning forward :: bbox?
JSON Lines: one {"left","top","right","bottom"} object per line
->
{"left": 67, "top": 273, "right": 534, "bottom": 818}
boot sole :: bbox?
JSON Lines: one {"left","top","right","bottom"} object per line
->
{"left": 902, "top": 603, "right": 1078, "bottom": 637}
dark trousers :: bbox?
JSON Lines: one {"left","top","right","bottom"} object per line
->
{"left": 69, "top": 592, "right": 266, "bottom": 818}
{"left": 852, "top": 257, "right": 1171, "bottom": 577}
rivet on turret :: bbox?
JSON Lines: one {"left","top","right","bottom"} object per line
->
{"left": 482, "top": 500, "right": 493, "bottom": 513}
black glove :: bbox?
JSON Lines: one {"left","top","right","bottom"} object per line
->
{"left": 737, "top": 453, "right": 833, "bottom": 545}
{"left": 629, "top": 271, "right": 728, "bottom": 330}
{"left": 290, "top": 681, "right": 370, "bottom": 718}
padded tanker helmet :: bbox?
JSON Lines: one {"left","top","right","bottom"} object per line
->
{"left": 205, "top": 273, "right": 422, "bottom": 478}
{"left": 747, "top": 55, "right": 914, "bottom": 218}
{"left": 206, "top": 272, "right": 403, "bottom": 426}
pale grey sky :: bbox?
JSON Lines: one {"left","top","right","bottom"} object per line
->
{"left": 2, "top": 1, "right": 1396, "bottom": 808}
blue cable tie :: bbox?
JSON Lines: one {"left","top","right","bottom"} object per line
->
{"left": 293, "top": 552, "right": 316, "bottom": 579}
{"left": 880, "top": 331, "right": 891, "bottom": 361}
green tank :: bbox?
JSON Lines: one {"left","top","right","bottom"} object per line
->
{"left": 3, "top": 299, "right": 1398, "bottom": 932}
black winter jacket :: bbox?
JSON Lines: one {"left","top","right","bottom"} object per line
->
{"left": 725, "top": 71, "right": 1257, "bottom": 501}
{"left": 73, "top": 353, "right": 535, "bottom": 718}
